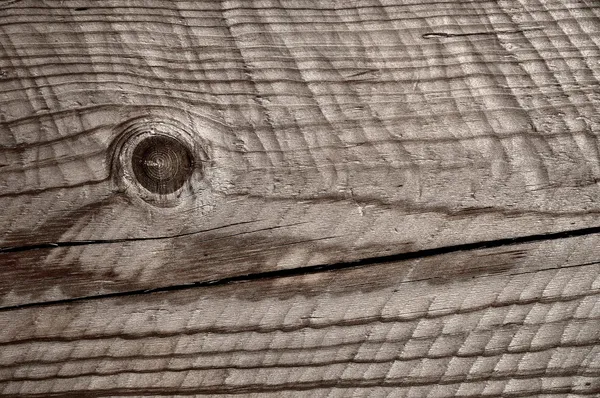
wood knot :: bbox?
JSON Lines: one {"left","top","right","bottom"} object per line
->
{"left": 131, "top": 135, "right": 194, "bottom": 195}
{"left": 111, "top": 117, "right": 211, "bottom": 207}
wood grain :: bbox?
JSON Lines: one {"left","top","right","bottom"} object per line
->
{"left": 1, "top": 235, "right": 599, "bottom": 397}
{"left": 1, "top": 1, "right": 600, "bottom": 395}
{"left": 2, "top": 0, "right": 600, "bottom": 306}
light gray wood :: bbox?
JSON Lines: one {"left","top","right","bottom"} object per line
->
{"left": 0, "top": 235, "right": 599, "bottom": 396}
{"left": 2, "top": 0, "right": 600, "bottom": 306}
{"left": 1, "top": 0, "right": 600, "bottom": 396}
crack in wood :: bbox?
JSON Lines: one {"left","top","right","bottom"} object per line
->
{"left": 0, "top": 220, "right": 313, "bottom": 256}
{"left": 2, "top": 223, "right": 600, "bottom": 312}
{"left": 422, "top": 27, "right": 543, "bottom": 39}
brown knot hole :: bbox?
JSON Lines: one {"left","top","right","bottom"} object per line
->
{"left": 131, "top": 135, "right": 194, "bottom": 195}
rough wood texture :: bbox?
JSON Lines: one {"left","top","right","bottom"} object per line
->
{"left": 1, "top": 0, "right": 600, "bottom": 396}
{"left": 1, "top": 236, "right": 599, "bottom": 397}
{"left": 2, "top": 0, "right": 600, "bottom": 306}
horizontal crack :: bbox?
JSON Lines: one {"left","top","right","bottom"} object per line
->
{"left": 422, "top": 27, "right": 542, "bottom": 39}
{"left": 2, "top": 224, "right": 600, "bottom": 312}
{"left": 0, "top": 220, "right": 306, "bottom": 253}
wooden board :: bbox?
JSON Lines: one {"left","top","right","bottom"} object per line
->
{"left": 2, "top": 0, "right": 600, "bottom": 306}
{"left": 1, "top": 235, "right": 599, "bottom": 396}
{"left": 1, "top": 0, "right": 599, "bottom": 395}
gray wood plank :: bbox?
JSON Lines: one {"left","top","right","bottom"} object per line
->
{"left": 2, "top": 0, "right": 600, "bottom": 306}
{"left": 1, "top": 1, "right": 600, "bottom": 304}
{"left": 1, "top": 234, "right": 599, "bottom": 396}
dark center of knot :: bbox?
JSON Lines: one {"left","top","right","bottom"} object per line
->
{"left": 131, "top": 135, "right": 193, "bottom": 194}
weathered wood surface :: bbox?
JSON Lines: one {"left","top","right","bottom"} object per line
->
{"left": 1, "top": 0, "right": 600, "bottom": 396}
{"left": 1, "top": 236, "right": 599, "bottom": 397}
{"left": 2, "top": 0, "right": 600, "bottom": 306}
